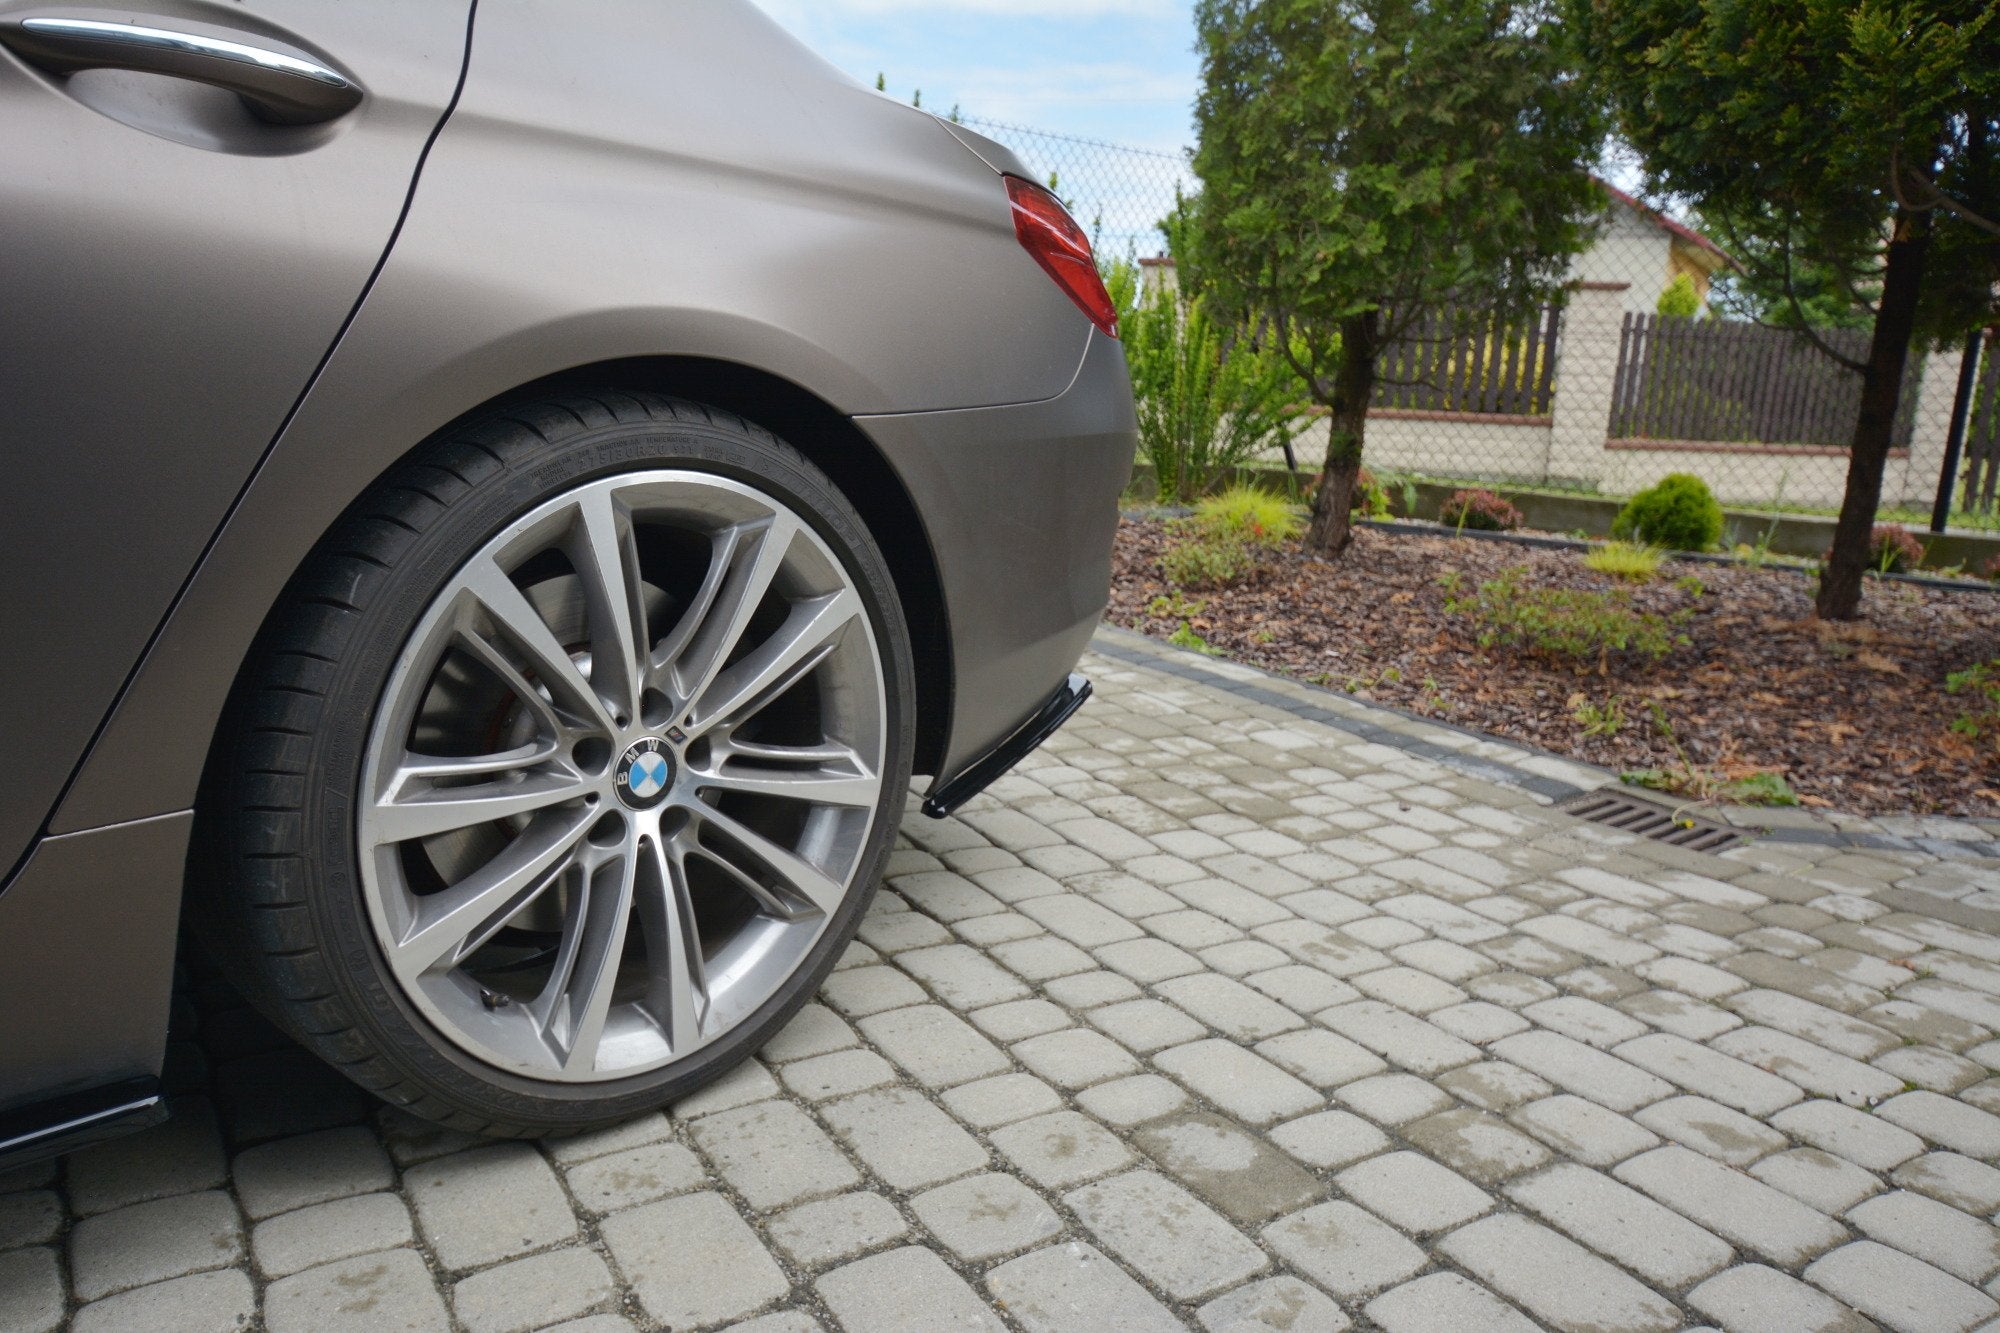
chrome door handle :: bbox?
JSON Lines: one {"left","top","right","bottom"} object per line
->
{"left": 0, "top": 17, "right": 362, "bottom": 124}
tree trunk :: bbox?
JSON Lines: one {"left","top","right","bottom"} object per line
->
{"left": 1305, "top": 312, "right": 1379, "bottom": 555}
{"left": 1816, "top": 208, "right": 1932, "bottom": 620}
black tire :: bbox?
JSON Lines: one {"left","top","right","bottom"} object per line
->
{"left": 194, "top": 392, "right": 915, "bottom": 1136}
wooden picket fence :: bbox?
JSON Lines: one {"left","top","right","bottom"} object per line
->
{"left": 1610, "top": 312, "right": 1921, "bottom": 449}
{"left": 1372, "top": 306, "right": 1561, "bottom": 417}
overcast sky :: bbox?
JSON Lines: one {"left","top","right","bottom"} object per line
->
{"left": 751, "top": 0, "right": 1201, "bottom": 155}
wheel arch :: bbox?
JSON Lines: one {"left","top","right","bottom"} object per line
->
{"left": 53, "top": 349, "right": 957, "bottom": 840}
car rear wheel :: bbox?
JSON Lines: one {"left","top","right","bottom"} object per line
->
{"left": 199, "top": 392, "right": 913, "bottom": 1135}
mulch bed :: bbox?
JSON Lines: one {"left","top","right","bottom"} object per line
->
{"left": 1108, "top": 517, "right": 2000, "bottom": 818}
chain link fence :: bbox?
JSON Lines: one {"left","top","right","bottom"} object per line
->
{"left": 960, "top": 115, "right": 1190, "bottom": 262}
{"left": 969, "top": 114, "right": 1996, "bottom": 541}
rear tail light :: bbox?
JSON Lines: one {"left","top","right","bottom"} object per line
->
{"left": 1005, "top": 175, "right": 1119, "bottom": 339}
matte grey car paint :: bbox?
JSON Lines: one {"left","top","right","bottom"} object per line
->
{"left": 0, "top": 0, "right": 1135, "bottom": 1151}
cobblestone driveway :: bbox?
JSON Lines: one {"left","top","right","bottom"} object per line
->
{"left": 10, "top": 627, "right": 2000, "bottom": 1333}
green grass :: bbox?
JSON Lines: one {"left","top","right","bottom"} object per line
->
{"left": 1583, "top": 542, "right": 1666, "bottom": 582}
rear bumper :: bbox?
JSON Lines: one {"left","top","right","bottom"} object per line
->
{"left": 856, "top": 329, "right": 1135, "bottom": 781}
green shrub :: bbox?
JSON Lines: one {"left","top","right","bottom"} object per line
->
{"left": 1439, "top": 488, "right": 1524, "bottom": 532}
{"left": 1441, "top": 567, "right": 1689, "bottom": 666}
{"left": 1106, "top": 261, "right": 1308, "bottom": 504}
{"left": 1160, "top": 530, "right": 1257, "bottom": 588}
{"left": 1584, "top": 541, "right": 1665, "bottom": 582}
{"left": 1193, "top": 486, "right": 1304, "bottom": 546}
{"left": 1612, "top": 474, "right": 1723, "bottom": 551}
{"left": 1948, "top": 661, "right": 2000, "bottom": 745}
{"left": 1655, "top": 272, "right": 1702, "bottom": 318}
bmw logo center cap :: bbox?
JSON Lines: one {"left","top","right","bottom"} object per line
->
{"left": 616, "top": 737, "right": 674, "bottom": 809}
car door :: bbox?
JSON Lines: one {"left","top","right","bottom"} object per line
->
{"left": 0, "top": 2, "right": 471, "bottom": 877}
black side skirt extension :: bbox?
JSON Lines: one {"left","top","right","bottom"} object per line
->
{"left": 0, "top": 1078, "right": 166, "bottom": 1172}
{"left": 921, "top": 673, "right": 1092, "bottom": 819}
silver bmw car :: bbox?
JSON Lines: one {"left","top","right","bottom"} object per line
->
{"left": 0, "top": 0, "right": 1134, "bottom": 1159}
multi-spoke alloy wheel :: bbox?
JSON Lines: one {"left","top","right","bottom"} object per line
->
{"left": 202, "top": 395, "right": 912, "bottom": 1133}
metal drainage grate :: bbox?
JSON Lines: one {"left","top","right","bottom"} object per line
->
{"left": 1556, "top": 789, "right": 1744, "bottom": 852}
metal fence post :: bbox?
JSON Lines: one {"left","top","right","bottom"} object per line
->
{"left": 1933, "top": 331, "right": 1983, "bottom": 533}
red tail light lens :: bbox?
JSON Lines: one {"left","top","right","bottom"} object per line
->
{"left": 1005, "top": 175, "right": 1119, "bottom": 339}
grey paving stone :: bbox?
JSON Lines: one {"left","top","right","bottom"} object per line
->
{"left": 1805, "top": 1240, "right": 1999, "bottom": 1333}
{"left": 817, "top": 1246, "right": 1005, "bottom": 1333}
{"left": 822, "top": 1086, "right": 987, "bottom": 1190}
{"left": 768, "top": 1191, "right": 909, "bottom": 1268}
{"left": 251, "top": 1192, "right": 414, "bottom": 1278}
{"left": 1433, "top": 1060, "right": 1554, "bottom": 1113}
{"left": 1317, "top": 1000, "right": 1482, "bottom": 1075}
{"left": 760, "top": 1003, "right": 860, "bottom": 1063}
{"left": 1687, "top": 1264, "right": 1874, "bottom": 1333}
{"left": 1011, "top": 1028, "right": 1142, "bottom": 1088}
{"left": 1268, "top": 1108, "right": 1392, "bottom": 1169}
{"left": 232, "top": 1126, "right": 395, "bottom": 1220}
{"left": 1364, "top": 1272, "right": 1539, "bottom": 1333}
{"left": 969, "top": 998, "right": 1072, "bottom": 1042}
{"left": 452, "top": 1247, "right": 615, "bottom": 1333}
{"left": 1771, "top": 1098, "right": 1926, "bottom": 1171}
{"left": 985, "top": 1241, "right": 1183, "bottom": 1333}
{"left": 0, "top": 1247, "right": 63, "bottom": 1333}
{"left": 1615, "top": 1145, "right": 1849, "bottom": 1266}
{"left": 819, "top": 965, "right": 929, "bottom": 1018}
{"left": 779, "top": 1048, "right": 901, "bottom": 1101}
{"left": 896, "top": 943, "right": 1034, "bottom": 1008}
{"left": 1634, "top": 1094, "right": 1789, "bottom": 1166}
{"left": 1200, "top": 1276, "right": 1352, "bottom": 1332}
{"left": 264, "top": 1249, "right": 450, "bottom": 1333}
{"left": 1094, "top": 937, "right": 1206, "bottom": 983}
{"left": 1155, "top": 974, "right": 1306, "bottom": 1040}
{"left": 1748, "top": 1147, "right": 1884, "bottom": 1215}
{"left": 989, "top": 1111, "right": 1135, "bottom": 1189}
{"left": 1847, "top": 1190, "right": 2000, "bottom": 1285}
{"left": 72, "top": 1268, "right": 257, "bottom": 1333}
{"left": 689, "top": 1099, "right": 859, "bottom": 1209}
{"left": 942, "top": 1072, "right": 1066, "bottom": 1129}
{"left": 724, "top": 1314, "right": 824, "bottom": 1333}
{"left": 910, "top": 1172, "right": 1061, "bottom": 1261}
{"left": 1490, "top": 1030, "right": 1674, "bottom": 1112}
{"left": 1262, "top": 1200, "right": 1426, "bottom": 1299}
{"left": 672, "top": 1058, "right": 782, "bottom": 1117}
{"left": 1076, "top": 1073, "right": 1191, "bottom": 1127}
{"left": 404, "top": 1143, "right": 575, "bottom": 1271}
{"left": 1086, "top": 998, "right": 1209, "bottom": 1054}
{"left": 600, "top": 1192, "right": 788, "bottom": 1330}
{"left": 1333, "top": 1072, "right": 1452, "bottom": 1126}
{"left": 857, "top": 1005, "right": 1011, "bottom": 1088}
{"left": 64, "top": 1098, "right": 227, "bottom": 1216}
{"left": 1065, "top": 1169, "right": 1268, "bottom": 1300}
{"left": 1336, "top": 1151, "right": 1490, "bottom": 1234}
{"left": 1400, "top": 1107, "right": 1552, "bottom": 1185}
{"left": 1251, "top": 1029, "right": 1387, "bottom": 1088}
{"left": 1893, "top": 1151, "right": 2000, "bottom": 1215}
{"left": 1875, "top": 1090, "right": 2000, "bottom": 1157}
{"left": 1132, "top": 1111, "right": 1323, "bottom": 1224}
{"left": 1506, "top": 1162, "right": 1734, "bottom": 1288}
{"left": 1438, "top": 1213, "right": 1680, "bottom": 1333}
{"left": 0, "top": 1190, "right": 60, "bottom": 1251}
{"left": 1042, "top": 969, "right": 1144, "bottom": 1008}
{"left": 1155, "top": 1039, "right": 1322, "bottom": 1125}
{"left": 1508, "top": 1093, "right": 1662, "bottom": 1166}
{"left": 542, "top": 1113, "right": 677, "bottom": 1167}
{"left": 69, "top": 1189, "right": 243, "bottom": 1301}
{"left": 562, "top": 1140, "right": 706, "bottom": 1215}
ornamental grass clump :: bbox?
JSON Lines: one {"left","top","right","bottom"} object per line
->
{"left": 1441, "top": 566, "right": 1690, "bottom": 670}
{"left": 1438, "top": 488, "right": 1523, "bottom": 532}
{"left": 1161, "top": 485, "right": 1302, "bottom": 589}
{"left": 1612, "top": 474, "right": 1723, "bottom": 551}
{"left": 1584, "top": 541, "right": 1665, "bottom": 582}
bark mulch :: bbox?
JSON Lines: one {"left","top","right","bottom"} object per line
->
{"left": 1108, "top": 517, "right": 2000, "bottom": 819}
